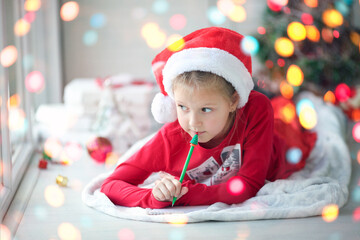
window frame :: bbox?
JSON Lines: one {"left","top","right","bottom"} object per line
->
{"left": 0, "top": 0, "right": 63, "bottom": 220}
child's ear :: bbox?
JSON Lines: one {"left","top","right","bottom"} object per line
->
{"left": 230, "top": 92, "right": 240, "bottom": 112}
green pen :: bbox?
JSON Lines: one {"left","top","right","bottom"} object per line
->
{"left": 171, "top": 133, "right": 198, "bottom": 207}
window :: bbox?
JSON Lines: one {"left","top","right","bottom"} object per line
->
{"left": 0, "top": 0, "right": 62, "bottom": 219}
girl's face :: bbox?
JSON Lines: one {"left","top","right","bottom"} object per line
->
{"left": 173, "top": 86, "right": 238, "bottom": 148}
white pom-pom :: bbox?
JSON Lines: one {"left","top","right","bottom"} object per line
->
{"left": 151, "top": 93, "right": 177, "bottom": 123}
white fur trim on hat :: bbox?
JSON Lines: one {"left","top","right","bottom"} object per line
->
{"left": 162, "top": 47, "right": 254, "bottom": 108}
{"left": 151, "top": 92, "right": 177, "bottom": 123}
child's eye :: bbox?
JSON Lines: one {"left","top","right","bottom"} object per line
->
{"left": 178, "top": 105, "right": 188, "bottom": 111}
{"left": 202, "top": 107, "right": 212, "bottom": 113}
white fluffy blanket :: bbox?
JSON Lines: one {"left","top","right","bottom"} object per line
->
{"left": 82, "top": 93, "right": 352, "bottom": 222}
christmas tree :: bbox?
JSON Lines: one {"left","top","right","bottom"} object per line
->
{"left": 254, "top": 0, "right": 360, "bottom": 103}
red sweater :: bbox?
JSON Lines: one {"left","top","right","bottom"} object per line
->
{"left": 101, "top": 91, "right": 316, "bottom": 209}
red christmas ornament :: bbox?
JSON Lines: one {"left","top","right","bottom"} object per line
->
{"left": 86, "top": 137, "right": 113, "bottom": 163}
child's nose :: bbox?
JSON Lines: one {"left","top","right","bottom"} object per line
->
{"left": 189, "top": 112, "right": 201, "bottom": 127}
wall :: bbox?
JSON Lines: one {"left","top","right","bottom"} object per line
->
{"left": 60, "top": 0, "right": 267, "bottom": 86}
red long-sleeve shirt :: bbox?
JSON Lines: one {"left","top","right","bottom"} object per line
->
{"left": 101, "top": 91, "right": 316, "bottom": 209}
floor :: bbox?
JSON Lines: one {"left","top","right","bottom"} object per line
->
{"left": 4, "top": 129, "right": 360, "bottom": 240}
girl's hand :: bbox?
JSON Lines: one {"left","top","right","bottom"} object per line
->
{"left": 152, "top": 172, "right": 188, "bottom": 202}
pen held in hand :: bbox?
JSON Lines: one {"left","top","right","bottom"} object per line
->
{"left": 172, "top": 133, "right": 198, "bottom": 207}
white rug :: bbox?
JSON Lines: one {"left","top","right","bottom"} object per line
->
{"left": 82, "top": 93, "right": 351, "bottom": 223}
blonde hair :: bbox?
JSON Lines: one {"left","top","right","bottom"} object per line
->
{"left": 172, "top": 71, "right": 237, "bottom": 103}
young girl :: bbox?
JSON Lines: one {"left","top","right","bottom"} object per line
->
{"left": 100, "top": 27, "right": 317, "bottom": 209}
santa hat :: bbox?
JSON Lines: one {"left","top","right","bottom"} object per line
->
{"left": 151, "top": 27, "right": 254, "bottom": 123}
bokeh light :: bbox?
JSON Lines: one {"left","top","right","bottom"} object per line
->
{"left": 241, "top": 36, "right": 259, "bottom": 56}
{"left": 14, "top": 19, "right": 31, "bottom": 36}
{"left": 322, "top": 9, "right": 343, "bottom": 28}
{"left": 64, "top": 142, "right": 83, "bottom": 162}
{"left": 265, "top": 60, "right": 274, "bottom": 68}
{"left": 236, "top": 225, "right": 251, "bottom": 239}
{"left": 0, "top": 45, "right": 18, "bottom": 67}
{"left": 323, "top": 90, "right": 336, "bottom": 104}
{"left": 304, "top": 0, "right": 318, "bottom": 8}
{"left": 8, "top": 94, "right": 20, "bottom": 108}
{"left": 350, "top": 31, "right": 360, "bottom": 46}
{"left": 305, "top": 25, "right": 320, "bottom": 42}
{"left": 274, "top": 37, "right": 294, "bottom": 57}
{"left": 25, "top": 70, "right": 45, "bottom": 93}
{"left": 90, "top": 13, "right": 107, "bottom": 28}
{"left": 0, "top": 224, "right": 11, "bottom": 240}
{"left": 257, "top": 26, "right": 266, "bottom": 35}
{"left": 167, "top": 35, "right": 185, "bottom": 52}
{"left": 44, "top": 137, "right": 63, "bottom": 159}
{"left": 352, "top": 109, "right": 360, "bottom": 122}
{"left": 169, "top": 14, "right": 187, "bottom": 30}
{"left": 44, "top": 185, "right": 65, "bottom": 208}
{"left": 24, "top": 11, "right": 36, "bottom": 23}
{"left": 267, "top": 0, "right": 288, "bottom": 12}
{"left": 333, "top": 30, "right": 340, "bottom": 38}
{"left": 8, "top": 108, "right": 26, "bottom": 131}
{"left": 298, "top": 105, "right": 317, "bottom": 129}
{"left": 105, "top": 152, "right": 119, "bottom": 168}
{"left": 207, "top": 6, "right": 226, "bottom": 25}
{"left": 352, "top": 122, "right": 360, "bottom": 143}
{"left": 228, "top": 5, "right": 246, "bottom": 22}
{"left": 60, "top": 1, "right": 80, "bottom": 22}
{"left": 301, "top": 13, "right": 313, "bottom": 25}
{"left": 296, "top": 98, "right": 315, "bottom": 116}
{"left": 141, "top": 22, "right": 166, "bottom": 49}
{"left": 227, "top": 176, "right": 245, "bottom": 196}
{"left": 217, "top": 0, "right": 236, "bottom": 16}
{"left": 152, "top": 0, "right": 169, "bottom": 14}
{"left": 24, "top": 0, "right": 41, "bottom": 12}
{"left": 58, "top": 222, "right": 82, "bottom": 240}
{"left": 335, "top": 0, "right": 350, "bottom": 16}
{"left": 287, "top": 22, "right": 306, "bottom": 41}
{"left": 118, "top": 228, "right": 135, "bottom": 240}
{"left": 277, "top": 58, "right": 285, "bottom": 67}
{"left": 335, "top": 83, "right": 351, "bottom": 102}
{"left": 286, "top": 64, "right": 304, "bottom": 87}
{"left": 280, "top": 103, "right": 296, "bottom": 124}
{"left": 353, "top": 207, "right": 360, "bottom": 222}
{"left": 167, "top": 214, "right": 189, "bottom": 226}
{"left": 280, "top": 81, "right": 294, "bottom": 99}
{"left": 83, "top": 30, "right": 98, "bottom": 46}
{"left": 322, "top": 28, "right": 334, "bottom": 43}
{"left": 322, "top": 204, "right": 339, "bottom": 222}
{"left": 286, "top": 147, "right": 303, "bottom": 164}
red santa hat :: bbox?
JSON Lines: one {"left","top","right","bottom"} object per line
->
{"left": 151, "top": 27, "right": 254, "bottom": 123}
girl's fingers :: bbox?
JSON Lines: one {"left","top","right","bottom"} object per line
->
{"left": 159, "top": 171, "right": 174, "bottom": 179}
{"left": 152, "top": 177, "right": 183, "bottom": 201}
{"left": 178, "top": 186, "right": 188, "bottom": 199}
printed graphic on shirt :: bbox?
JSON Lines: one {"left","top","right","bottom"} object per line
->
{"left": 187, "top": 157, "right": 220, "bottom": 184}
{"left": 211, "top": 144, "right": 241, "bottom": 185}
{"left": 186, "top": 144, "right": 241, "bottom": 186}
